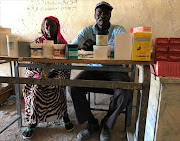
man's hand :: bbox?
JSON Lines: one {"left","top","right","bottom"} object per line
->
{"left": 80, "top": 39, "right": 96, "bottom": 51}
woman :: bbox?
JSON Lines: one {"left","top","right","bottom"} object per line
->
{"left": 22, "top": 16, "right": 74, "bottom": 139}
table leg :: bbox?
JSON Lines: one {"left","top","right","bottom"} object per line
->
{"left": 14, "top": 61, "right": 22, "bottom": 127}
{"left": 137, "top": 65, "right": 151, "bottom": 141}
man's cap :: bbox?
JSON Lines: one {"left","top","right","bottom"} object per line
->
{"left": 95, "top": 1, "right": 113, "bottom": 10}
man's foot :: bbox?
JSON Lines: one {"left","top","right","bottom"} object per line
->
{"left": 100, "top": 127, "right": 111, "bottom": 141}
{"left": 22, "top": 127, "right": 35, "bottom": 139}
{"left": 63, "top": 116, "right": 74, "bottom": 132}
{"left": 100, "top": 118, "right": 111, "bottom": 141}
{"left": 64, "top": 122, "right": 74, "bottom": 132}
{"left": 77, "top": 119, "right": 100, "bottom": 141}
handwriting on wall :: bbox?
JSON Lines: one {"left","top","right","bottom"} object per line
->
{"left": 27, "top": 0, "right": 77, "bottom": 13}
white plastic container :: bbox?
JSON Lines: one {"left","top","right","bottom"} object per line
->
{"left": 43, "top": 40, "right": 54, "bottom": 58}
{"left": 6, "top": 34, "right": 19, "bottom": 57}
{"left": 30, "top": 43, "right": 43, "bottom": 58}
{"left": 93, "top": 45, "right": 111, "bottom": 60}
{"left": 0, "top": 28, "right": 11, "bottom": 56}
{"left": 53, "top": 44, "right": 65, "bottom": 59}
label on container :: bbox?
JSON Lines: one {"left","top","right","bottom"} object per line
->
{"left": 54, "top": 49, "right": 65, "bottom": 57}
{"left": 132, "top": 32, "right": 152, "bottom": 61}
{"left": 96, "top": 35, "right": 108, "bottom": 45}
{"left": 8, "top": 42, "right": 14, "bottom": 47}
{"left": 31, "top": 48, "right": 42, "bottom": 57}
{"left": 68, "top": 48, "right": 78, "bottom": 58}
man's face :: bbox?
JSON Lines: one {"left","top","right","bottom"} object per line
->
{"left": 95, "top": 6, "right": 111, "bottom": 28}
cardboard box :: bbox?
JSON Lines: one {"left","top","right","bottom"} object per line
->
{"left": 150, "top": 61, "right": 180, "bottom": 77}
{"left": 155, "top": 38, "right": 169, "bottom": 44}
{"left": 168, "top": 54, "right": 180, "bottom": 62}
{"left": 169, "top": 44, "right": 180, "bottom": 53}
{"left": 130, "top": 26, "right": 151, "bottom": 33}
{"left": 170, "top": 38, "right": 180, "bottom": 44}
{"left": 155, "top": 53, "right": 168, "bottom": 61}
{"left": 114, "top": 33, "right": 132, "bottom": 60}
{"left": 155, "top": 44, "right": 169, "bottom": 53}
{"left": 132, "top": 32, "right": 152, "bottom": 61}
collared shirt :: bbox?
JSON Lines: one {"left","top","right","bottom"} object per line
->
{"left": 71, "top": 23, "right": 126, "bottom": 67}
{"left": 71, "top": 23, "right": 126, "bottom": 46}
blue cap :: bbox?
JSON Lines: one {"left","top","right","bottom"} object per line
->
{"left": 95, "top": 1, "right": 113, "bottom": 10}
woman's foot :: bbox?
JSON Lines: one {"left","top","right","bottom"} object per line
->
{"left": 22, "top": 127, "right": 35, "bottom": 139}
{"left": 22, "top": 123, "right": 37, "bottom": 139}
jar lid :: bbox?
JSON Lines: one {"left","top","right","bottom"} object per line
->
{"left": 43, "top": 40, "right": 54, "bottom": 44}
{"left": 54, "top": 44, "right": 66, "bottom": 48}
{"left": 30, "top": 43, "right": 42, "bottom": 48}
{"left": 6, "top": 34, "right": 19, "bottom": 38}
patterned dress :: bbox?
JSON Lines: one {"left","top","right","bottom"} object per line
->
{"left": 23, "top": 67, "right": 70, "bottom": 125}
{"left": 23, "top": 36, "right": 70, "bottom": 125}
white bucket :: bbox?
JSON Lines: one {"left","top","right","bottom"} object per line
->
{"left": 53, "top": 44, "right": 65, "bottom": 59}
{"left": 93, "top": 45, "right": 111, "bottom": 60}
{"left": 30, "top": 43, "right": 43, "bottom": 58}
{"left": 43, "top": 40, "right": 54, "bottom": 58}
{"left": 6, "top": 34, "right": 19, "bottom": 57}
{"left": 0, "top": 28, "right": 11, "bottom": 56}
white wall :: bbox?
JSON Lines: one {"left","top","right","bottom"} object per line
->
{"left": 0, "top": 0, "right": 180, "bottom": 43}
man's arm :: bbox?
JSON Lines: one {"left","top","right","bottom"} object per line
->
{"left": 71, "top": 26, "right": 95, "bottom": 51}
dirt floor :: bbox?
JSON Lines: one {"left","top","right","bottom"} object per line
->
{"left": 0, "top": 96, "right": 128, "bottom": 141}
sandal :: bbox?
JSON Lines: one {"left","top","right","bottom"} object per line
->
{"left": 22, "top": 127, "right": 35, "bottom": 139}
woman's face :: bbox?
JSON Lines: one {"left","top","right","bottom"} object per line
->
{"left": 44, "top": 18, "right": 58, "bottom": 38}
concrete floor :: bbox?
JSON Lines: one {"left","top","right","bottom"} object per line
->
{"left": 0, "top": 97, "right": 131, "bottom": 141}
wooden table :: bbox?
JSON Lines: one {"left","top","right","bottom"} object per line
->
{"left": 0, "top": 56, "right": 154, "bottom": 141}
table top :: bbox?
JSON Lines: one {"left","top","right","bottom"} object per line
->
{"left": 0, "top": 56, "right": 155, "bottom": 65}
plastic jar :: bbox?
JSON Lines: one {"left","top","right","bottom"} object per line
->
{"left": 53, "top": 44, "right": 66, "bottom": 59}
{"left": 93, "top": 45, "right": 111, "bottom": 60}
{"left": 43, "top": 40, "right": 54, "bottom": 58}
{"left": 65, "top": 44, "right": 78, "bottom": 59}
{"left": 6, "top": 34, "right": 19, "bottom": 57}
{"left": 96, "top": 35, "right": 108, "bottom": 46}
{"left": 30, "top": 43, "right": 43, "bottom": 58}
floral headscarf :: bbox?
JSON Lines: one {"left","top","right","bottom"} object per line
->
{"left": 37, "top": 16, "right": 67, "bottom": 44}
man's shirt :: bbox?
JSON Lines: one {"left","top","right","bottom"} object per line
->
{"left": 71, "top": 23, "right": 126, "bottom": 67}
{"left": 71, "top": 23, "right": 126, "bottom": 47}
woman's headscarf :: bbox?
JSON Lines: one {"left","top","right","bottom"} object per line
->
{"left": 37, "top": 16, "right": 67, "bottom": 44}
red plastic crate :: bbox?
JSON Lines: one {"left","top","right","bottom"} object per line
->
{"left": 150, "top": 61, "right": 180, "bottom": 77}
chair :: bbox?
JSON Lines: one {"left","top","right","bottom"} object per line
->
{"left": 87, "top": 64, "right": 136, "bottom": 131}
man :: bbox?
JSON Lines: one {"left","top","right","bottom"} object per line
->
{"left": 70, "top": 1, "right": 130, "bottom": 141}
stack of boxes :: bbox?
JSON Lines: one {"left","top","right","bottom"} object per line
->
{"left": 114, "top": 26, "right": 152, "bottom": 61}
{"left": 151, "top": 38, "right": 180, "bottom": 77}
